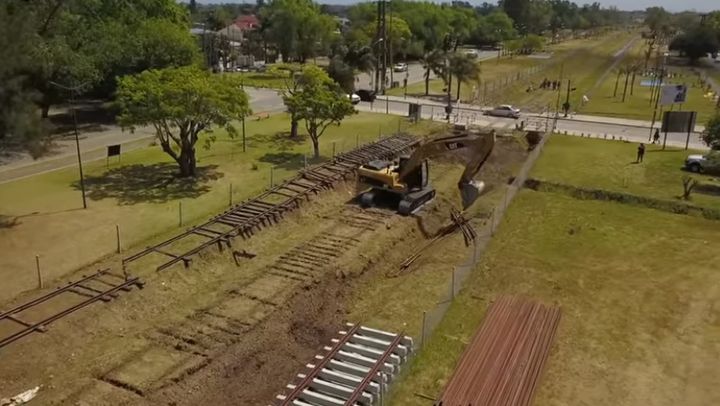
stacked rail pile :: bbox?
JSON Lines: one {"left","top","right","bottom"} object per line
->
{"left": 437, "top": 295, "right": 561, "bottom": 406}
{"left": 275, "top": 324, "right": 413, "bottom": 406}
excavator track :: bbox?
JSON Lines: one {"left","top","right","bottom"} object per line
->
{"left": 398, "top": 188, "right": 436, "bottom": 215}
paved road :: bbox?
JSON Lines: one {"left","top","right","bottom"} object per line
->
{"left": 1, "top": 80, "right": 708, "bottom": 184}
{"left": 360, "top": 96, "right": 707, "bottom": 150}
{"left": 355, "top": 50, "right": 498, "bottom": 91}
{"left": 0, "top": 87, "right": 286, "bottom": 184}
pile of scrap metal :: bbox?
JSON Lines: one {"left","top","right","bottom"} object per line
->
{"left": 391, "top": 208, "right": 477, "bottom": 276}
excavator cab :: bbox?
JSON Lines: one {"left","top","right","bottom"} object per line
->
{"left": 357, "top": 126, "right": 495, "bottom": 215}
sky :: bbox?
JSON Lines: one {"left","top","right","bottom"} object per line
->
{"left": 194, "top": 0, "right": 717, "bottom": 13}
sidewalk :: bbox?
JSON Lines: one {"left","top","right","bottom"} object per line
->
{"left": 359, "top": 99, "right": 708, "bottom": 150}
{"left": 376, "top": 94, "right": 707, "bottom": 132}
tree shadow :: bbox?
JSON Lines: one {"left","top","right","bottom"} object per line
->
{"left": 0, "top": 214, "right": 20, "bottom": 229}
{"left": 72, "top": 163, "right": 223, "bottom": 205}
{"left": 249, "top": 131, "right": 308, "bottom": 151}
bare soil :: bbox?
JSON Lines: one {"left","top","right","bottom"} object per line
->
{"left": 0, "top": 135, "right": 529, "bottom": 405}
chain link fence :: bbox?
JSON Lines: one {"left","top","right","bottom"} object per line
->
{"left": 416, "top": 118, "right": 556, "bottom": 349}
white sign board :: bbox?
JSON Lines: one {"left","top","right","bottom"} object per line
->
{"left": 660, "top": 84, "right": 688, "bottom": 105}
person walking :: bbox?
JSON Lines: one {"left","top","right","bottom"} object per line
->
{"left": 653, "top": 128, "right": 660, "bottom": 144}
{"left": 636, "top": 143, "right": 646, "bottom": 163}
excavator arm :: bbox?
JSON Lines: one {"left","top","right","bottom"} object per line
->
{"left": 398, "top": 128, "right": 496, "bottom": 209}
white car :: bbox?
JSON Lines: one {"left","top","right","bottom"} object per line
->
{"left": 347, "top": 93, "right": 361, "bottom": 105}
{"left": 485, "top": 105, "right": 521, "bottom": 119}
{"left": 393, "top": 63, "right": 408, "bottom": 72}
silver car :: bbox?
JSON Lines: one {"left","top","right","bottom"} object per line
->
{"left": 685, "top": 154, "right": 707, "bottom": 172}
{"left": 485, "top": 105, "right": 521, "bottom": 119}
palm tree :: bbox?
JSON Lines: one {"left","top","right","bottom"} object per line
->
{"left": 449, "top": 53, "right": 480, "bottom": 102}
{"left": 621, "top": 61, "right": 641, "bottom": 102}
{"left": 344, "top": 44, "right": 375, "bottom": 76}
{"left": 419, "top": 50, "right": 444, "bottom": 96}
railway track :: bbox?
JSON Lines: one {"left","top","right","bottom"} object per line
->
{"left": 0, "top": 270, "right": 143, "bottom": 350}
{"left": 275, "top": 324, "right": 413, "bottom": 406}
{"left": 123, "top": 134, "right": 419, "bottom": 272}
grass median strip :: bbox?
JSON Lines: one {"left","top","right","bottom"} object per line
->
{"left": 388, "top": 189, "right": 720, "bottom": 406}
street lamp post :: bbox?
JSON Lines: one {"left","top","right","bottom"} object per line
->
{"left": 563, "top": 79, "right": 572, "bottom": 118}
{"left": 241, "top": 78, "right": 246, "bottom": 152}
{"left": 649, "top": 52, "right": 669, "bottom": 140}
{"left": 49, "top": 81, "right": 88, "bottom": 209}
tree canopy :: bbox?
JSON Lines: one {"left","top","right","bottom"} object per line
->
{"left": 702, "top": 114, "right": 720, "bottom": 150}
{"left": 261, "top": 0, "right": 337, "bottom": 62}
{"left": 282, "top": 65, "right": 356, "bottom": 158}
{"left": 669, "top": 26, "right": 719, "bottom": 64}
{"left": 116, "top": 66, "right": 251, "bottom": 177}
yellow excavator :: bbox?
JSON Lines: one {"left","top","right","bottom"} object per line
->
{"left": 356, "top": 125, "right": 496, "bottom": 215}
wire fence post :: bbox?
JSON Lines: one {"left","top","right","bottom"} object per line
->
{"left": 116, "top": 224, "right": 121, "bottom": 254}
{"left": 356, "top": 134, "right": 359, "bottom": 148}
{"left": 304, "top": 153, "right": 307, "bottom": 169}
{"left": 421, "top": 310, "right": 427, "bottom": 349}
{"left": 332, "top": 142, "right": 336, "bottom": 159}
{"left": 178, "top": 201, "right": 183, "bottom": 227}
{"left": 270, "top": 166, "right": 274, "bottom": 188}
{"left": 35, "top": 255, "right": 43, "bottom": 289}
{"left": 451, "top": 267, "right": 456, "bottom": 299}
{"left": 490, "top": 207, "right": 495, "bottom": 236}
{"left": 229, "top": 183, "right": 233, "bottom": 207}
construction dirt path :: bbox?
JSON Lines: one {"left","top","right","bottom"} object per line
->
{"left": 0, "top": 136, "right": 529, "bottom": 405}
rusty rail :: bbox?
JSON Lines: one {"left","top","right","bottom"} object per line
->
{"left": 123, "top": 134, "right": 418, "bottom": 272}
{"left": 0, "top": 273, "right": 143, "bottom": 350}
{"left": 437, "top": 295, "right": 561, "bottom": 405}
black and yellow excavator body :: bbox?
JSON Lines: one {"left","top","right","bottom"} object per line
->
{"left": 357, "top": 125, "right": 496, "bottom": 215}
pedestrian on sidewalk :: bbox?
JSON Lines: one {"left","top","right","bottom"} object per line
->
{"left": 636, "top": 143, "right": 645, "bottom": 163}
{"left": 653, "top": 128, "right": 660, "bottom": 144}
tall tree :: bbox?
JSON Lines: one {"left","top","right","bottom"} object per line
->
{"left": 501, "top": 0, "right": 530, "bottom": 32}
{"left": 116, "top": 67, "right": 251, "bottom": 177}
{"left": 0, "top": 1, "right": 47, "bottom": 156}
{"left": 282, "top": 66, "right": 356, "bottom": 158}
{"left": 261, "top": 0, "right": 335, "bottom": 62}
{"left": 449, "top": 52, "right": 480, "bottom": 101}
{"left": 419, "top": 50, "right": 445, "bottom": 96}
{"left": 670, "top": 26, "right": 720, "bottom": 64}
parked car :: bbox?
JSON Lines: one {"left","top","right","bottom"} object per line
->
{"left": 393, "top": 62, "right": 408, "bottom": 72}
{"left": 464, "top": 49, "right": 478, "bottom": 59}
{"left": 356, "top": 89, "right": 377, "bottom": 102}
{"left": 484, "top": 105, "right": 521, "bottom": 119}
{"left": 347, "top": 93, "right": 361, "bottom": 105}
{"left": 684, "top": 154, "right": 720, "bottom": 173}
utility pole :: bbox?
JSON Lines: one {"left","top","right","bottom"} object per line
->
{"left": 50, "top": 81, "right": 87, "bottom": 209}
{"left": 563, "top": 79, "right": 571, "bottom": 118}
{"left": 555, "top": 63, "right": 564, "bottom": 119}
{"left": 373, "top": 1, "right": 382, "bottom": 94}
{"left": 381, "top": 0, "right": 387, "bottom": 95}
{"left": 388, "top": 0, "right": 393, "bottom": 89}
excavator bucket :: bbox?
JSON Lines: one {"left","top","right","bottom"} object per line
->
{"left": 460, "top": 180, "right": 485, "bottom": 210}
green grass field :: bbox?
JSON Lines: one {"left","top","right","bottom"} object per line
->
{"left": 389, "top": 189, "right": 720, "bottom": 406}
{"left": 497, "top": 31, "right": 637, "bottom": 112}
{"left": 580, "top": 66, "right": 720, "bottom": 123}
{"left": 234, "top": 71, "right": 289, "bottom": 89}
{"left": 387, "top": 31, "right": 635, "bottom": 109}
{"left": 0, "top": 113, "right": 439, "bottom": 302}
{"left": 532, "top": 135, "right": 720, "bottom": 209}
